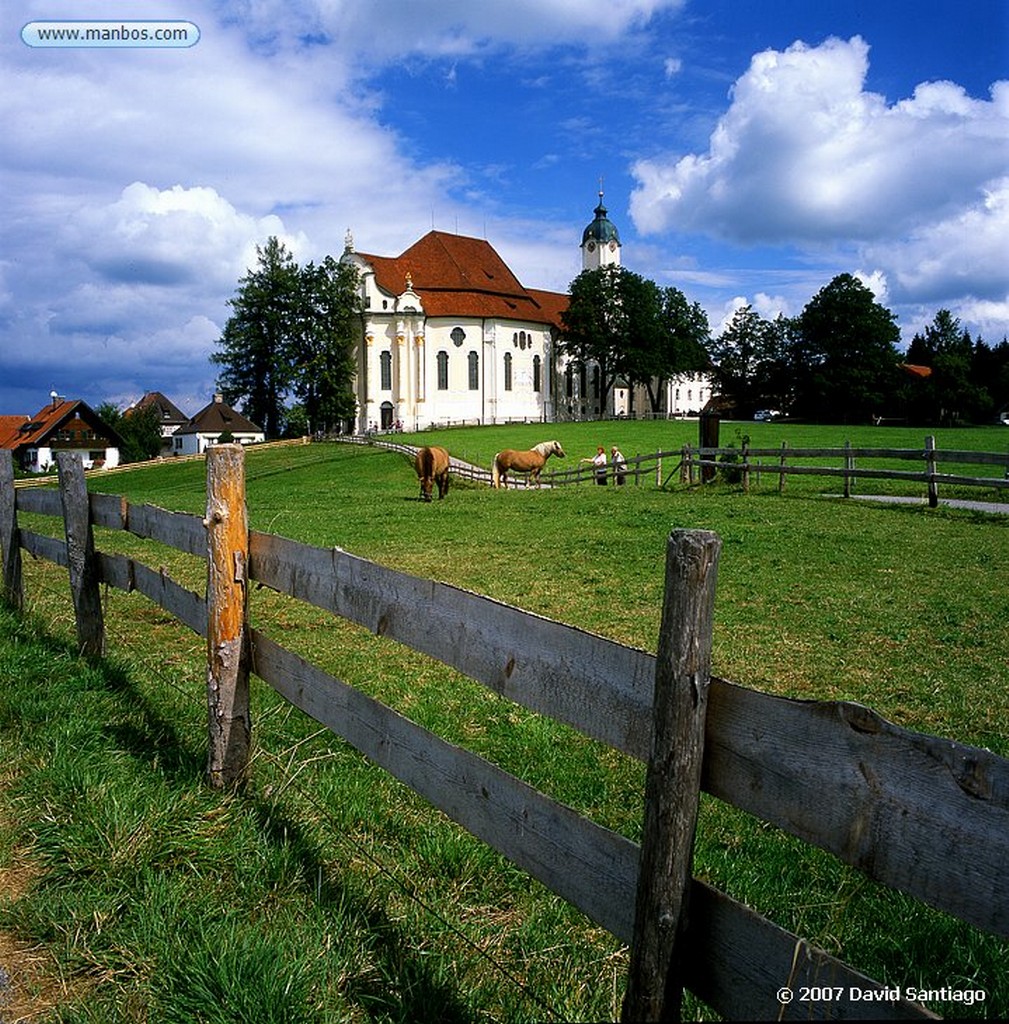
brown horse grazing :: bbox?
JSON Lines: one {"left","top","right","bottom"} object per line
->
{"left": 491, "top": 439, "right": 566, "bottom": 489}
{"left": 415, "top": 445, "right": 451, "bottom": 501}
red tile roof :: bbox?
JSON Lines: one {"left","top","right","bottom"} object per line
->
{"left": 0, "top": 415, "right": 30, "bottom": 449}
{"left": 0, "top": 400, "right": 125, "bottom": 452}
{"left": 357, "top": 231, "right": 568, "bottom": 330}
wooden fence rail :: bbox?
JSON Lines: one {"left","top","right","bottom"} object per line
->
{"left": 352, "top": 435, "right": 1009, "bottom": 502}
{"left": 2, "top": 445, "right": 1006, "bottom": 1020}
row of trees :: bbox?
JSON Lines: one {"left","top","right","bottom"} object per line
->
{"left": 212, "top": 237, "right": 361, "bottom": 438}
{"left": 710, "top": 277, "right": 1009, "bottom": 425}
{"left": 565, "top": 266, "right": 1008, "bottom": 425}
{"left": 211, "top": 239, "right": 1006, "bottom": 436}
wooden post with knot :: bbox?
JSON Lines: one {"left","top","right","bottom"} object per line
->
{"left": 622, "top": 529, "right": 722, "bottom": 1022}
{"left": 204, "top": 444, "right": 251, "bottom": 789}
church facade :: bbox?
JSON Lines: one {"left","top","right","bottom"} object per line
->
{"left": 341, "top": 195, "right": 711, "bottom": 433}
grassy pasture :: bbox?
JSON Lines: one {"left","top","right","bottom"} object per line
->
{"left": 1, "top": 421, "right": 1007, "bottom": 1021}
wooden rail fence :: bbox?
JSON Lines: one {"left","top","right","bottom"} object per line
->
{"left": 344, "top": 434, "right": 1009, "bottom": 502}
{"left": 1, "top": 446, "right": 1006, "bottom": 1020}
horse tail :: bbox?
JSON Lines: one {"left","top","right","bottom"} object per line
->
{"left": 491, "top": 453, "right": 501, "bottom": 488}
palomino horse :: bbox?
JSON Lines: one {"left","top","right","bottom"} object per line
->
{"left": 415, "top": 445, "right": 451, "bottom": 501}
{"left": 491, "top": 439, "right": 566, "bottom": 489}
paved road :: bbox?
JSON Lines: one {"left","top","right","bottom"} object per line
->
{"left": 837, "top": 494, "right": 1008, "bottom": 515}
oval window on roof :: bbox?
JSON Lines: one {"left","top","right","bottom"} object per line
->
{"left": 451, "top": 327, "right": 465, "bottom": 347}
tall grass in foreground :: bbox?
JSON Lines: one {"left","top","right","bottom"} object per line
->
{"left": 2, "top": 427, "right": 1007, "bottom": 1020}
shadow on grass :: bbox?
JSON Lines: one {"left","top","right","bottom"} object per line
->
{"left": 0, "top": 607, "right": 481, "bottom": 1023}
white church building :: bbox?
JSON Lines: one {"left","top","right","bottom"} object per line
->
{"left": 341, "top": 195, "right": 712, "bottom": 432}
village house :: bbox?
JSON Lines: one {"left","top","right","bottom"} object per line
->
{"left": 0, "top": 394, "right": 125, "bottom": 473}
{"left": 172, "top": 394, "right": 265, "bottom": 455}
{"left": 126, "top": 391, "right": 189, "bottom": 455}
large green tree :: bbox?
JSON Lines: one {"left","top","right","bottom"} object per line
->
{"left": 96, "top": 401, "right": 162, "bottom": 463}
{"left": 791, "top": 273, "right": 901, "bottom": 423}
{"left": 213, "top": 239, "right": 361, "bottom": 438}
{"left": 213, "top": 237, "right": 300, "bottom": 439}
{"left": 626, "top": 286, "right": 710, "bottom": 414}
{"left": 561, "top": 265, "right": 633, "bottom": 413}
{"left": 562, "top": 267, "right": 709, "bottom": 415}
{"left": 289, "top": 256, "right": 360, "bottom": 434}
{"left": 708, "top": 307, "right": 795, "bottom": 418}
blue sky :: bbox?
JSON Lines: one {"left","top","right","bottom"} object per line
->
{"left": 2, "top": 0, "right": 1007, "bottom": 416}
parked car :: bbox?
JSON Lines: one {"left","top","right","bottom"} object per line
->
{"left": 753, "top": 409, "right": 781, "bottom": 422}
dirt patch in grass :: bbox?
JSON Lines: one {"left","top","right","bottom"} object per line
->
{"left": 0, "top": 860, "right": 87, "bottom": 1024}
{"left": 0, "top": 930, "right": 71, "bottom": 1024}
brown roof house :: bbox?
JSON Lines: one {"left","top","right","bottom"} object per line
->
{"left": 0, "top": 394, "right": 126, "bottom": 473}
{"left": 172, "top": 394, "right": 265, "bottom": 455}
{"left": 126, "top": 391, "right": 189, "bottom": 454}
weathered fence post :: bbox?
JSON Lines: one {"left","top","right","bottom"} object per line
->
{"left": 741, "top": 439, "right": 750, "bottom": 493}
{"left": 925, "top": 435, "right": 938, "bottom": 508}
{"left": 778, "top": 440, "right": 787, "bottom": 494}
{"left": 205, "top": 444, "right": 251, "bottom": 789}
{"left": 0, "top": 450, "right": 23, "bottom": 611}
{"left": 622, "top": 529, "right": 722, "bottom": 1023}
{"left": 56, "top": 452, "right": 104, "bottom": 656}
{"left": 699, "top": 411, "right": 719, "bottom": 483}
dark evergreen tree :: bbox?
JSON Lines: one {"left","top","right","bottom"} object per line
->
{"left": 212, "top": 237, "right": 300, "bottom": 439}
{"left": 289, "top": 256, "right": 360, "bottom": 435}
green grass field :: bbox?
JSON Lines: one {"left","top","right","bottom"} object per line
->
{"left": 1, "top": 421, "right": 1007, "bottom": 1021}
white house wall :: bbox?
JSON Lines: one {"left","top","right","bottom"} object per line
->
{"left": 26, "top": 445, "right": 120, "bottom": 472}
{"left": 356, "top": 314, "right": 553, "bottom": 431}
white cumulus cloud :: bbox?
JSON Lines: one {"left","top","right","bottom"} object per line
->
{"left": 630, "top": 37, "right": 1008, "bottom": 243}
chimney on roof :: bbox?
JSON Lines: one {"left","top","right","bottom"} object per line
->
{"left": 50, "top": 390, "right": 61, "bottom": 409}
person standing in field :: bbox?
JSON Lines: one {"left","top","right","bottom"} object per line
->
{"left": 611, "top": 445, "right": 627, "bottom": 485}
{"left": 581, "top": 446, "right": 608, "bottom": 484}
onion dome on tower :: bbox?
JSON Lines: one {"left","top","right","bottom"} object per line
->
{"left": 580, "top": 189, "right": 622, "bottom": 270}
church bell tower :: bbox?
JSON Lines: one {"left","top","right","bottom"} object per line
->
{"left": 580, "top": 188, "right": 621, "bottom": 271}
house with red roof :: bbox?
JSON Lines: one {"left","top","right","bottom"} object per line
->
{"left": 341, "top": 227, "right": 569, "bottom": 432}
{"left": 0, "top": 394, "right": 125, "bottom": 473}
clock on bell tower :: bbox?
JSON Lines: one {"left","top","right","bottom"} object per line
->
{"left": 580, "top": 188, "right": 621, "bottom": 271}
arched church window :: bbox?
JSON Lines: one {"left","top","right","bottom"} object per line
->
{"left": 504, "top": 352, "right": 513, "bottom": 391}
{"left": 468, "top": 351, "right": 479, "bottom": 390}
{"left": 533, "top": 355, "right": 541, "bottom": 392}
{"left": 437, "top": 351, "right": 449, "bottom": 390}
{"left": 380, "top": 351, "right": 391, "bottom": 390}
{"left": 451, "top": 327, "right": 466, "bottom": 347}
